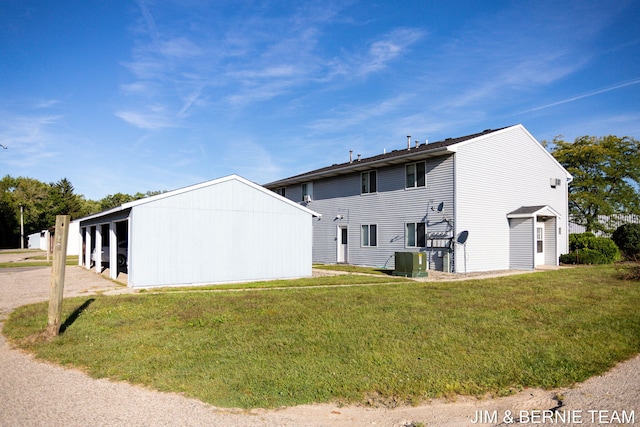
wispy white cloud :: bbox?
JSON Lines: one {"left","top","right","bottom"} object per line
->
{"left": 308, "top": 93, "right": 414, "bottom": 133}
{"left": 34, "top": 99, "right": 62, "bottom": 109}
{"left": 115, "top": 106, "right": 175, "bottom": 130}
{"left": 158, "top": 37, "right": 202, "bottom": 58}
{"left": 352, "top": 28, "right": 424, "bottom": 77}
{"left": 0, "top": 111, "right": 62, "bottom": 168}
{"left": 518, "top": 78, "right": 640, "bottom": 114}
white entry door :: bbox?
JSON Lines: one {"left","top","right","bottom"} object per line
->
{"left": 337, "top": 226, "right": 348, "bottom": 263}
{"left": 535, "top": 222, "right": 545, "bottom": 266}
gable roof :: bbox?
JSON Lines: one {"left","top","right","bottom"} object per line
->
{"left": 265, "top": 126, "right": 512, "bottom": 187}
{"left": 79, "top": 174, "right": 321, "bottom": 224}
{"left": 507, "top": 205, "right": 561, "bottom": 219}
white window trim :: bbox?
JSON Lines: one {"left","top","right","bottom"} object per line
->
{"left": 361, "top": 223, "right": 378, "bottom": 247}
{"left": 361, "top": 170, "right": 378, "bottom": 195}
{"left": 405, "top": 221, "right": 426, "bottom": 248}
{"left": 405, "top": 161, "right": 427, "bottom": 189}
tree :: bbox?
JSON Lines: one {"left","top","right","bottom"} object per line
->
{"left": 0, "top": 175, "right": 52, "bottom": 247}
{"left": 49, "top": 178, "right": 83, "bottom": 219}
{"left": 99, "top": 193, "right": 136, "bottom": 211}
{"left": 549, "top": 135, "right": 640, "bottom": 233}
{"left": 612, "top": 223, "right": 640, "bottom": 260}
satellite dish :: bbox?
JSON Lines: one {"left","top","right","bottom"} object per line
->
{"left": 457, "top": 230, "right": 469, "bottom": 244}
{"left": 437, "top": 202, "right": 444, "bottom": 212}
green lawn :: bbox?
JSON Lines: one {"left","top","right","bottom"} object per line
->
{"left": 4, "top": 265, "right": 640, "bottom": 409}
{"left": 0, "top": 250, "right": 79, "bottom": 268}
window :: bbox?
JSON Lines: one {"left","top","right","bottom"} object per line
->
{"left": 361, "top": 224, "right": 377, "bottom": 247}
{"left": 406, "top": 222, "right": 426, "bottom": 247}
{"left": 361, "top": 170, "right": 377, "bottom": 194}
{"left": 406, "top": 162, "right": 426, "bottom": 188}
{"left": 275, "top": 187, "right": 286, "bottom": 197}
{"left": 536, "top": 227, "right": 544, "bottom": 253}
{"left": 301, "top": 182, "right": 313, "bottom": 201}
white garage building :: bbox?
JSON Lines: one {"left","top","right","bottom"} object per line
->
{"left": 78, "top": 175, "right": 320, "bottom": 288}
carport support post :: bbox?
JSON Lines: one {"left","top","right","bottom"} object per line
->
{"left": 46, "top": 215, "right": 70, "bottom": 337}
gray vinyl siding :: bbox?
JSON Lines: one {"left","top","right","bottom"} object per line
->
{"left": 453, "top": 125, "right": 570, "bottom": 272}
{"left": 288, "top": 154, "right": 455, "bottom": 269}
{"left": 509, "top": 217, "right": 534, "bottom": 270}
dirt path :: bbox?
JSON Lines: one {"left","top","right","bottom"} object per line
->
{"left": 1, "top": 257, "right": 638, "bottom": 426}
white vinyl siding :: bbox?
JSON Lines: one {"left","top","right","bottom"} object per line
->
{"left": 126, "top": 177, "right": 315, "bottom": 287}
{"left": 452, "top": 125, "right": 570, "bottom": 272}
{"left": 544, "top": 217, "right": 558, "bottom": 266}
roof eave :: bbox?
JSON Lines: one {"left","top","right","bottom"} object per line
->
{"left": 266, "top": 146, "right": 452, "bottom": 187}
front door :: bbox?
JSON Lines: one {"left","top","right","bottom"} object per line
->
{"left": 337, "top": 226, "right": 348, "bottom": 263}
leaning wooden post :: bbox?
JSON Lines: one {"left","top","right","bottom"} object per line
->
{"left": 46, "top": 215, "right": 70, "bottom": 337}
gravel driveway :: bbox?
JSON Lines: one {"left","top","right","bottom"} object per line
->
{"left": 1, "top": 260, "right": 638, "bottom": 426}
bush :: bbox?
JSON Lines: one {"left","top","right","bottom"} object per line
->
{"left": 562, "top": 233, "right": 620, "bottom": 265}
{"left": 619, "top": 263, "right": 640, "bottom": 281}
{"left": 612, "top": 223, "right": 640, "bottom": 260}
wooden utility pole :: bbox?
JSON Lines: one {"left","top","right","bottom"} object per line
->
{"left": 46, "top": 215, "right": 70, "bottom": 337}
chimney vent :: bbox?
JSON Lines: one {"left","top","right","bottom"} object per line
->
{"left": 349, "top": 150, "right": 353, "bottom": 163}
{"left": 357, "top": 154, "right": 361, "bottom": 161}
{"left": 415, "top": 140, "right": 419, "bottom": 148}
{"left": 407, "top": 135, "right": 411, "bottom": 150}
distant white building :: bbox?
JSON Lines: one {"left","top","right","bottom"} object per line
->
{"left": 28, "top": 221, "right": 80, "bottom": 256}
{"left": 569, "top": 214, "right": 640, "bottom": 236}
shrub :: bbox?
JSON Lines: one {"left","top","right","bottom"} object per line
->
{"left": 612, "top": 223, "right": 640, "bottom": 260}
{"left": 562, "top": 233, "right": 620, "bottom": 265}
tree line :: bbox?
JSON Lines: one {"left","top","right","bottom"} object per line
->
{"left": 0, "top": 175, "right": 163, "bottom": 248}
{"left": 1, "top": 134, "right": 639, "bottom": 248}
{"left": 545, "top": 134, "right": 640, "bottom": 234}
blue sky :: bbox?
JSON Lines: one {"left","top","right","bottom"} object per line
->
{"left": 1, "top": 0, "right": 639, "bottom": 200}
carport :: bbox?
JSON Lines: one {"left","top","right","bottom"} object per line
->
{"left": 78, "top": 209, "right": 130, "bottom": 281}
{"left": 76, "top": 174, "right": 320, "bottom": 288}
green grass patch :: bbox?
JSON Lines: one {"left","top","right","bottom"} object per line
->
{"left": 0, "top": 255, "right": 80, "bottom": 268}
{"left": 313, "top": 264, "right": 393, "bottom": 275}
{"left": 146, "top": 274, "right": 409, "bottom": 292}
{"left": 4, "top": 266, "right": 640, "bottom": 409}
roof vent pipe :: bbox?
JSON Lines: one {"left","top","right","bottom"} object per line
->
{"left": 407, "top": 135, "right": 411, "bottom": 150}
{"left": 357, "top": 154, "right": 361, "bottom": 161}
{"left": 349, "top": 150, "right": 353, "bottom": 163}
{"left": 415, "top": 140, "right": 419, "bottom": 148}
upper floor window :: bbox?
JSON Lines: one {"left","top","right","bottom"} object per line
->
{"left": 361, "top": 170, "right": 377, "bottom": 194}
{"left": 275, "top": 187, "right": 286, "bottom": 197}
{"left": 406, "top": 162, "right": 426, "bottom": 188}
{"left": 361, "top": 224, "right": 377, "bottom": 247}
{"left": 406, "top": 222, "right": 426, "bottom": 247}
{"left": 302, "top": 182, "right": 313, "bottom": 202}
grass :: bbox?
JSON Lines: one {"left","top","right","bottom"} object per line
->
{"left": 312, "top": 263, "right": 393, "bottom": 275}
{"left": 0, "top": 255, "right": 79, "bottom": 268}
{"left": 145, "top": 273, "right": 409, "bottom": 292}
{"left": 4, "top": 265, "right": 640, "bottom": 409}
